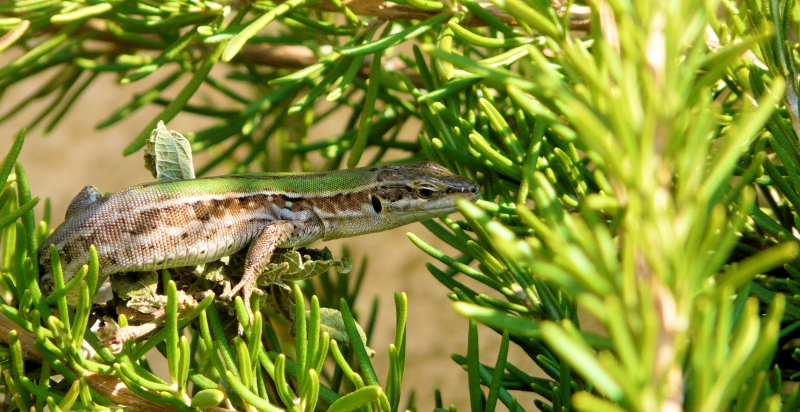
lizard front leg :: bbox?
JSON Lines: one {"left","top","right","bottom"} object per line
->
{"left": 222, "top": 220, "right": 295, "bottom": 327}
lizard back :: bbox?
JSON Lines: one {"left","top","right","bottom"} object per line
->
{"left": 36, "top": 173, "right": 359, "bottom": 298}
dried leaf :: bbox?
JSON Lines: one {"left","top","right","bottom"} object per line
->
{"left": 317, "top": 307, "right": 375, "bottom": 357}
{"left": 144, "top": 120, "right": 195, "bottom": 181}
{"left": 258, "top": 247, "right": 353, "bottom": 285}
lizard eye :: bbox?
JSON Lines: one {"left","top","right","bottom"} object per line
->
{"left": 418, "top": 188, "right": 434, "bottom": 199}
{"left": 371, "top": 195, "right": 383, "bottom": 213}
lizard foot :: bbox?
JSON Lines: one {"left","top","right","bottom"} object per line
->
{"left": 221, "top": 278, "right": 263, "bottom": 334}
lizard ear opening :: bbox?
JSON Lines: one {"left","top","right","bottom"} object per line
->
{"left": 371, "top": 195, "right": 383, "bottom": 214}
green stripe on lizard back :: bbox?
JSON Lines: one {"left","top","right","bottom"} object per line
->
{"left": 131, "top": 167, "right": 380, "bottom": 197}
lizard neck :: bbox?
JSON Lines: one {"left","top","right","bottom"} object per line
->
{"left": 307, "top": 187, "right": 385, "bottom": 241}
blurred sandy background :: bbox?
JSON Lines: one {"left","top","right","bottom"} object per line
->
{"left": 0, "top": 59, "right": 541, "bottom": 410}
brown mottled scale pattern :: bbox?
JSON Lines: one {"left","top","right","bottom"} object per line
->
{"left": 38, "top": 162, "right": 481, "bottom": 308}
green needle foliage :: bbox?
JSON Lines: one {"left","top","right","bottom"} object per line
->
{"left": 3, "top": 0, "right": 800, "bottom": 411}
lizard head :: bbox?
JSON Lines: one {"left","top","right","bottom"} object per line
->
{"left": 370, "top": 161, "right": 480, "bottom": 227}
{"left": 318, "top": 161, "right": 480, "bottom": 241}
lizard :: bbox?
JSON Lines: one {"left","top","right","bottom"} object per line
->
{"left": 38, "top": 161, "right": 480, "bottom": 324}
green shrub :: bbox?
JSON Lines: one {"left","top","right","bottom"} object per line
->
{"left": 1, "top": 0, "right": 800, "bottom": 410}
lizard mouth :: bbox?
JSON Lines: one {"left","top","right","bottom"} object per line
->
{"left": 394, "top": 193, "right": 479, "bottom": 223}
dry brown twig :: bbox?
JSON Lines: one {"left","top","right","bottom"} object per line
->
{"left": 238, "top": 3, "right": 591, "bottom": 85}
{"left": 74, "top": 2, "right": 591, "bottom": 83}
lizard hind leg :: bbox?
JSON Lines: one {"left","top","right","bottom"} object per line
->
{"left": 222, "top": 220, "right": 295, "bottom": 332}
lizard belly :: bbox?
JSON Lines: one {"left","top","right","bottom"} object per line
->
{"left": 110, "top": 217, "right": 266, "bottom": 273}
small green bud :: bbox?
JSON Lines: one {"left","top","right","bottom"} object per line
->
{"left": 190, "top": 389, "right": 226, "bottom": 408}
